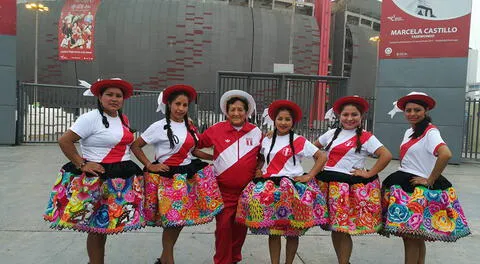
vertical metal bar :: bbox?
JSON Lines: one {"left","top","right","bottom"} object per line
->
{"left": 463, "top": 99, "right": 470, "bottom": 158}
{"left": 475, "top": 100, "right": 479, "bottom": 160}
{"left": 16, "top": 82, "right": 23, "bottom": 144}
{"left": 470, "top": 100, "right": 476, "bottom": 159}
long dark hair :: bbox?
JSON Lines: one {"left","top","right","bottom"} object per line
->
{"left": 164, "top": 91, "right": 198, "bottom": 149}
{"left": 404, "top": 100, "right": 432, "bottom": 139}
{"left": 97, "top": 90, "right": 135, "bottom": 133}
{"left": 324, "top": 103, "right": 363, "bottom": 153}
{"left": 266, "top": 107, "right": 297, "bottom": 165}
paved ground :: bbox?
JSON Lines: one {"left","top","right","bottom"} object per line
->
{"left": 0, "top": 144, "right": 478, "bottom": 264}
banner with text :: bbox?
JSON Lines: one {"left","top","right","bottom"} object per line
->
{"left": 379, "top": 0, "right": 471, "bottom": 59}
{"left": 58, "top": 0, "right": 101, "bottom": 61}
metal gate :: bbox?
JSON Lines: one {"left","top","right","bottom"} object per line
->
{"left": 16, "top": 82, "right": 216, "bottom": 143}
{"left": 216, "top": 71, "right": 373, "bottom": 142}
{"left": 463, "top": 98, "right": 480, "bottom": 160}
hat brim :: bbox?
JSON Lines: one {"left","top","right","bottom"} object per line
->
{"left": 333, "top": 96, "right": 369, "bottom": 114}
{"left": 220, "top": 90, "right": 256, "bottom": 117}
{"left": 90, "top": 79, "right": 134, "bottom": 99}
{"left": 162, "top": 84, "right": 197, "bottom": 104}
{"left": 396, "top": 94, "right": 436, "bottom": 111}
{"left": 268, "top": 100, "right": 302, "bottom": 123}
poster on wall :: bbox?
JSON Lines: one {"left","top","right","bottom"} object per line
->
{"left": 58, "top": 0, "right": 101, "bottom": 61}
{"left": 379, "top": 0, "right": 472, "bottom": 59}
{"left": 0, "top": 0, "right": 16, "bottom": 36}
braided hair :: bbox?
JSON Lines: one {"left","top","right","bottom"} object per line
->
{"left": 266, "top": 107, "right": 297, "bottom": 166}
{"left": 324, "top": 103, "right": 363, "bottom": 153}
{"left": 97, "top": 90, "right": 135, "bottom": 133}
{"left": 403, "top": 100, "right": 432, "bottom": 139}
{"left": 164, "top": 91, "right": 197, "bottom": 149}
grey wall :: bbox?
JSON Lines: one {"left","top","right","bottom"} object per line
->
{"left": 331, "top": 10, "right": 346, "bottom": 77}
{"left": 16, "top": 0, "right": 320, "bottom": 91}
{"left": 347, "top": 25, "right": 378, "bottom": 98}
{"left": 374, "top": 58, "right": 468, "bottom": 163}
{"left": 0, "top": 34, "right": 16, "bottom": 145}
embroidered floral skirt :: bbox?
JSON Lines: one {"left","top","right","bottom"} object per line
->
{"left": 381, "top": 171, "right": 471, "bottom": 242}
{"left": 143, "top": 161, "right": 223, "bottom": 227}
{"left": 43, "top": 161, "right": 146, "bottom": 234}
{"left": 236, "top": 176, "right": 328, "bottom": 236}
{"left": 316, "top": 170, "right": 382, "bottom": 235}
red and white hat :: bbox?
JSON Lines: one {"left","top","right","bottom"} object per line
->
{"left": 333, "top": 95, "right": 369, "bottom": 114}
{"left": 162, "top": 84, "right": 197, "bottom": 104}
{"left": 396, "top": 92, "right": 436, "bottom": 111}
{"left": 220, "top": 90, "right": 256, "bottom": 117}
{"left": 90, "top": 78, "right": 134, "bottom": 99}
{"left": 268, "top": 100, "right": 303, "bottom": 123}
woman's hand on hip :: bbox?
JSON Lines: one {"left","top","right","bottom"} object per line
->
{"left": 81, "top": 162, "right": 105, "bottom": 177}
{"left": 147, "top": 163, "right": 170, "bottom": 173}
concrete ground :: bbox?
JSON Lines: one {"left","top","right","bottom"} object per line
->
{"left": 0, "top": 144, "right": 478, "bottom": 264}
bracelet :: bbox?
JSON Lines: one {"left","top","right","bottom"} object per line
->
{"left": 77, "top": 161, "right": 87, "bottom": 170}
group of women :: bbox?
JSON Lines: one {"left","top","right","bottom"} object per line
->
{"left": 43, "top": 78, "right": 471, "bottom": 264}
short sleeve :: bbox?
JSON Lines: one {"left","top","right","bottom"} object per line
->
{"left": 318, "top": 129, "right": 334, "bottom": 147}
{"left": 363, "top": 134, "right": 383, "bottom": 155}
{"left": 299, "top": 139, "right": 319, "bottom": 158}
{"left": 260, "top": 137, "right": 269, "bottom": 156}
{"left": 425, "top": 128, "right": 446, "bottom": 155}
{"left": 141, "top": 121, "right": 165, "bottom": 145}
{"left": 70, "top": 112, "right": 95, "bottom": 139}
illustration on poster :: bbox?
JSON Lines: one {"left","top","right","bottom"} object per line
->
{"left": 393, "top": 0, "right": 471, "bottom": 20}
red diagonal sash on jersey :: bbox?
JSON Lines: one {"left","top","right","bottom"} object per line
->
{"left": 264, "top": 136, "right": 306, "bottom": 177}
{"left": 163, "top": 132, "right": 195, "bottom": 166}
{"left": 326, "top": 132, "right": 372, "bottom": 167}
{"left": 399, "top": 125, "right": 435, "bottom": 161}
{"left": 101, "top": 116, "right": 134, "bottom": 163}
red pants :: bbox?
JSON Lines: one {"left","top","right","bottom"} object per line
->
{"left": 213, "top": 198, "right": 247, "bottom": 264}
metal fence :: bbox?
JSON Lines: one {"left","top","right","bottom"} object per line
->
{"left": 216, "top": 71, "right": 377, "bottom": 142}
{"left": 16, "top": 82, "right": 217, "bottom": 143}
{"left": 463, "top": 98, "right": 480, "bottom": 160}
{"left": 16, "top": 72, "right": 365, "bottom": 144}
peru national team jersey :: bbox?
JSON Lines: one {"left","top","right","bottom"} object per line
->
{"left": 398, "top": 125, "right": 446, "bottom": 178}
{"left": 70, "top": 109, "right": 134, "bottom": 163}
{"left": 260, "top": 134, "right": 318, "bottom": 178}
{"left": 197, "top": 121, "right": 262, "bottom": 195}
{"left": 140, "top": 118, "right": 196, "bottom": 166}
{"left": 318, "top": 129, "right": 383, "bottom": 175}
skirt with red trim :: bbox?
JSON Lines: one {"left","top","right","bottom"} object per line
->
{"left": 316, "top": 170, "right": 382, "bottom": 235}
{"left": 380, "top": 171, "right": 471, "bottom": 242}
{"left": 235, "top": 176, "right": 328, "bottom": 233}
{"left": 43, "top": 160, "right": 146, "bottom": 234}
{"left": 143, "top": 160, "right": 223, "bottom": 227}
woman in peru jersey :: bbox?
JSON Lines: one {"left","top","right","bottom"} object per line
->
{"left": 381, "top": 92, "right": 471, "bottom": 264}
{"left": 314, "top": 96, "right": 392, "bottom": 264}
{"left": 131, "top": 84, "right": 223, "bottom": 264}
{"left": 196, "top": 90, "right": 263, "bottom": 264}
{"left": 236, "top": 100, "right": 328, "bottom": 264}
{"left": 43, "top": 79, "right": 145, "bottom": 264}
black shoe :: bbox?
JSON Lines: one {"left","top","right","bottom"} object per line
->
{"left": 154, "top": 258, "right": 162, "bottom": 264}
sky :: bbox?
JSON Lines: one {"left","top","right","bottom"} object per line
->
{"left": 470, "top": 0, "right": 479, "bottom": 50}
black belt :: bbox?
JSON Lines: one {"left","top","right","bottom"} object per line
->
{"left": 316, "top": 170, "right": 379, "bottom": 184}
{"left": 145, "top": 159, "right": 209, "bottom": 179}
{"left": 62, "top": 160, "right": 143, "bottom": 180}
{"left": 382, "top": 171, "right": 452, "bottom": 193}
